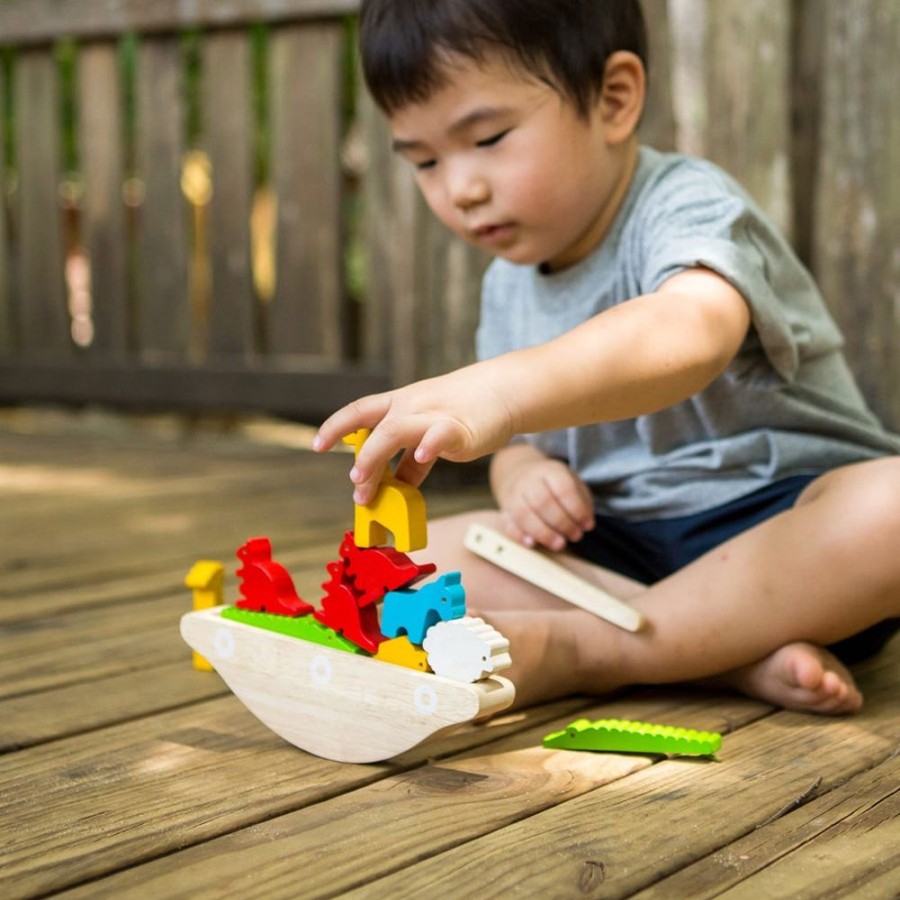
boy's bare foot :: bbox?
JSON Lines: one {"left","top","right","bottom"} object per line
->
{"left": 719, "top": 642, "right": 863, "bottom": 714}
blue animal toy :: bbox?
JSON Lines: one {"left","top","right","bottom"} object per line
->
{"left": 380, "top": 572, "right": 466, "bottom": 644}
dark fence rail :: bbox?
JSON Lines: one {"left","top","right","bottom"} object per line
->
{"left": 1, "top": 0, "right": 899, "bottom": 429}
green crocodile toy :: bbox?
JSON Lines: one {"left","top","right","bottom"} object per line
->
{"left": 543, "top": 717, "right": 722, "bottom": 756}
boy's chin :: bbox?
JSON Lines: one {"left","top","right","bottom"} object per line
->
{"left": 483, "top": 243, "right": 546, "bottom": 268}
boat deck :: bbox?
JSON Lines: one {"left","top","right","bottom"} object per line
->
{"left": 1, "top": 415, "right": 898, "bottom": 899}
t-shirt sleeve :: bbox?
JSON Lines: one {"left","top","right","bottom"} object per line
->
{"left": 636, "top": 162, "right": 806, "bottom": 384}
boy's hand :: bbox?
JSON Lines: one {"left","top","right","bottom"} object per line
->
{"left": 492, "top": 447, "right": 595, "bottom": 552}
{"left": 313, "top": 365, "right": 519, "bottom": 504}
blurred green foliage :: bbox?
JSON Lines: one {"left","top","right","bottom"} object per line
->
{"left": 2, "top": 21, "right": 328, "bottom": 186}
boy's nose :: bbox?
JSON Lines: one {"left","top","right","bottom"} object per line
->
{"left": 448, "top": 171, "right": 490, "bottom": 210}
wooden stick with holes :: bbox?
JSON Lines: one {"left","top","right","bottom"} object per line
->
{"left": 463, "top": 522, "right": 645, "bottom": 633}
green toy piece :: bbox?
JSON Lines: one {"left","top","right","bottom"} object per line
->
{"left": 542, "top": 717, "right": 722, "bottom": 756}
{"left": 220, "top": 607, "right": 365, "bottom": 654}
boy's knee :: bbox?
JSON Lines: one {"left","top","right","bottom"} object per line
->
{"left": 809, "top": 458, "right": 900, "bottom": 572}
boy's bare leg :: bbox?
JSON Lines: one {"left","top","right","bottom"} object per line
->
{"left": 420, "top": 458, "right": 900, "bottom": 713}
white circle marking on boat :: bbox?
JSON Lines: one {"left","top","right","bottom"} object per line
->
{"left": 310, "top": 654, "right": 333, "bottom": 686}
{"left": 213, "top": 628, "right": 235, "bottom": 659}
{"left": 413, "top": 683, "right": 439, "bottom": 715}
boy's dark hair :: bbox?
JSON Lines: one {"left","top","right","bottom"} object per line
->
{"left": 359, "top": 0, "right": 648, "bottom": 118}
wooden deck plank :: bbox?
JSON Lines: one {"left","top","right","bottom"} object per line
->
{"left": 0, "top": 595, "right": 191, "bottom": 699}
{"left": 0, "top": 663, "right": 226, "bottom": 752}
{"left": 630, "top": 749, "right": 900, "bottom": 899}
{"left": 25, "top": 692, "right": 759, "bottom": 900}
{"left": 0, "top": 693, "right": 590, "bottom": 898}
{"left": 0, "top": 699, "right": 382, "bottom": 899}
{"left": 335, "top": 649, "right": 900, "bottom": 899}
{"left": 0, "top": 429, "right": 488, "bottom": 608}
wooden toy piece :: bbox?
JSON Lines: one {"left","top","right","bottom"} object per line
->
{"left": 374, "top": 636, "right": 432, "bottom": 672}
{"left": 314, "top": 559, "right": 385, "bottom": 654}
{"left": 180, "top": 606, "right": 515, "bottom": 763}
{"left": 184, "top": 560, "right": 225, "bottom": 671}
{"left": 342, "top": 429, "right": 427, "bottom": 552}
{"left": 339, "top": 531, "right": 436, "bottom": 604}
{"left": 422, "top": 616, "right": 512, "bottom": 683}
{"left": 235, "top": 537, "right": 314, "bottom": 617}
{"left": 381, "top": 571, "right": 467, "bottom": 645}
{"left": 221, "top": 606, "right": 364, "bottom": 654}
{"left": 464, "top": 522, "right": 644, "bottom": 633}
{"left": 542, "top": 718, "right": 723, "bottom": 757}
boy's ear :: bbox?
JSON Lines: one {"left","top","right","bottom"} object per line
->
{"left": 597, "top": 51, "right": 645, "bottom": 143}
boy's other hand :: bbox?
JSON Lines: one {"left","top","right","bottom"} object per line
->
{"left": 494, "top": 454, "right": 595, "bottom": 552}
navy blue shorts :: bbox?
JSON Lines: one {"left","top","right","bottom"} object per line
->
{"left": 571, "top": 475, "right": 899, "bottom": 665}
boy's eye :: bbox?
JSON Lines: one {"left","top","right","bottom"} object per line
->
{"left": 476, "top": 129, "right": 510, "bottom": 148}
{"left": 415, "top": 159, "right": 437, "bottom": 171}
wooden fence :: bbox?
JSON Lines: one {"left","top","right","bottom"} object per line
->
{"left": 0, "top": 0, "right": 898, "bottom": 429}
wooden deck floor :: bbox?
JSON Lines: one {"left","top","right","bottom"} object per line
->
{"left": 1, "top": 416, "right": 898, "bottom": 899}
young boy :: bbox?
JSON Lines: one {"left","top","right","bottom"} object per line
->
{"left": 314, "top": 0, "right": 900, "bottom": 713}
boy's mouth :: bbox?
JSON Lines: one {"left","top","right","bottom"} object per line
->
{"left": 471, "top": 222, "right": 515, "bottom": 244}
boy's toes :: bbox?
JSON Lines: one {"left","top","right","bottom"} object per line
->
{"left": 804, "top": 669, "right": 862, "bottom": 714}
{"left": 720, "top": 641, "right": 863, "bottom": 715}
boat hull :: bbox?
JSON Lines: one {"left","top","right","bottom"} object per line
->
{"left": 180, "top": 607, "right": 515, "bottom": 763}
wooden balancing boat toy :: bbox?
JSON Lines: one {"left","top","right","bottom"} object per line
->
{"left": 180, "top": 429, "right": 515, "bottom": 764}
{"left": 180, "top": 604, "right": 514, "bottom": 763}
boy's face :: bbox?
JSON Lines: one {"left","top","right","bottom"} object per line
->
{"left": 388, "top": 53, "right": 637, "bottom": 271}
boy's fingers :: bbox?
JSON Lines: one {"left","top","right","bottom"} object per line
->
{"left": 510, "top": 504, "right": 567, "bottom": 551}
{"left": 416, "top": 419, "right": 471, "bottom": 464}
{"left": 542, "top": 467, "right": 596, "bottom": 532}
{"left": 394, "top": 449, "right": 436, "bottom": 487}
{"left": 312, "top": 395, "right": 391, "bottom": 453}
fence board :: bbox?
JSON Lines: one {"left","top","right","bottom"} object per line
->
{"left": 0, "top": 59, "right": 9, "bottom": 350}
{"left": 790, "top": 0, "right": 825, "bottom": 268}
{"left": 704, "top": 0, "right": 792, "bottom": 237}
{"left": 78, "top": 41, "right": 129, "bottom": 357}
{"left": 358, "top": 86, "right": 393, "bottom": 367}
{"left": 203, "top": 30, "right": 256, "bottom": 358}
{"left": 14, "top": 48, "right": 69, "bottom": 356}
{"left": 813, "top": 0, "right": 900, "bottom": 430}
{"left": 135, "top": 36, "right": 190, "bottom": 362}
{"left": 0, "top": 0, "right": 360, "bottom": 47}
{"left": 639, "top": 0, "right": 677, "bottom": 153}
{"left": 418, "top": 218, "right": 486, "bottom": 378}
{"left": 269, "top": 22, "right": 345, "bottom": 359}
{"left": 360, "top": 95, "right": 470, "bottom": 386}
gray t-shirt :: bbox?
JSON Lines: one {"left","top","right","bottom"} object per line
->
{"left": 477, "top": 146, "right": 900, "bottom": 520}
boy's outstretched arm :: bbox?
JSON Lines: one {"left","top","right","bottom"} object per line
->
{"left": 314, "top": 268, "right": 750, "bottom": 504}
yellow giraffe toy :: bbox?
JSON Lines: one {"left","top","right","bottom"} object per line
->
{"left": 342, "top": 428, "right": 427, "bottom": 552}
